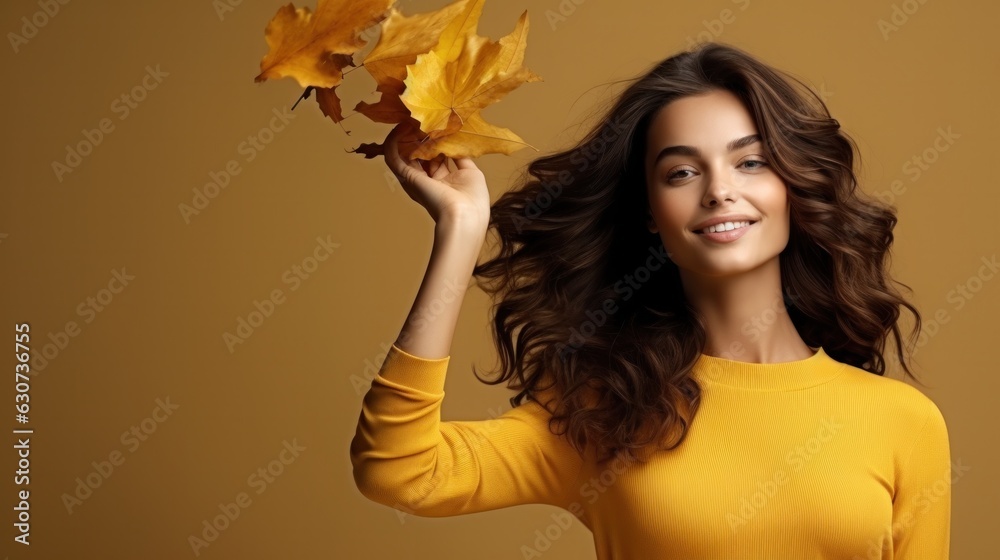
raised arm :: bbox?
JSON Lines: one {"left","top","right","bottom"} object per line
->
{"left": 350, "top": 343, "right": 586, "bottom": 517}
{"left": 349, "top": 121, "right": 586, "bottom": 518}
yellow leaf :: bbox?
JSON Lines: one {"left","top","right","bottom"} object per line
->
{"left": 363, "top": 0, "right": 476, "bottom": 88}
{"left": 254, "top": 0, "right": 394, "bottom": 88}
{"left": 400, "top": 8, "right": 541, "bottom": 151}
{"left": 430, "top": 0, "right": 485, "bottom": 63}
{"left": 354, "top": 0, "right": 485, "bottom": 130}
{"left": 406, "top": 111, "right": 534, "bottom": 160}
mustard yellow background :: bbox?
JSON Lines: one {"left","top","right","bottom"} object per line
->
{"left": 2, "top": 0, "right": 995, "bottom": 558}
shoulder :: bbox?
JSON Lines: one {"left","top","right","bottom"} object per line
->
{"left": 833, "top": 360, "right": 948, "bottom": 438}
{"left": 504, "top": 381, "right": 594, "bottom": 452}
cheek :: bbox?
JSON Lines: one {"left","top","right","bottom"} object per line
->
{"left": 651, "top": 192, "right": 697, "bottom": 235}
{"left": 764, "top": 180, "right": 790, "bottom": 221}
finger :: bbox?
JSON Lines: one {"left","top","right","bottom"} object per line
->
{"left": 427, "top": 154, "right": 447, "bottom": 179}
{"left": 453, "top": 157, "right": 478, "bottom": 170}
{"left": 427, "top": 155, "right": 442, "bottom": 177}
{"left": 383, "top": 123, "right": 410, "bottom": 177}
{"left": 431, "top": 160, "right": 450, "bottom": 180}
{"left": 385, "top": 126, "right": 424, "bottom": 179}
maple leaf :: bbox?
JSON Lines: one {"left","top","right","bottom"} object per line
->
{"left": 254, "top": 0, "right": 394, "bottom": 122}
{"left": 397, "top": 8, "right": 542, "bottom": 159}
{"left": 354, "top": 80, "right": 410, "bottom": 124}
{"left": 406, "top": 111, "right": 534, "bottom": 160}
{"left": 362, "top": 0, "right": 477, "bottom": 89}
{"left": 354, "top": 0, "right": 481, "bottom": 127}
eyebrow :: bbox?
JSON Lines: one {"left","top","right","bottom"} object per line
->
{"left": 652, "top": 134, "right": 762, "bottom": 167}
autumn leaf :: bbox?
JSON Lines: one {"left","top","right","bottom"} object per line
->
{"left": 254, "top": 0, "right": 394, "bottom": 122}
{"left": 254, "top": 0, "right": 541, "bottom": 161}
{"left": 398, "top": 9, "right": 541, "bottom": 159}
{"left": 354, "top": 80, "right": 410, "bottom": 124}
{"left": 362, "top": 0, "right": 477, "bottom": 88}
{"left": 354, "top": 0, "right": 481, "bottom": 127}
{"left": 315, "top": 84, "right": 346, "bottom": 123}
{"left": 406, "top": 111, "right": 534, "bottom": 160}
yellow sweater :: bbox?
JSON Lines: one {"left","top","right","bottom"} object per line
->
{"left": 350, "top": 343, "right": 951, "bottom": 559}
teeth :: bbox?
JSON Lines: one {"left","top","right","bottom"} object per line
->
{"left": 702, "top": 221, "right": 751, "bottom": 234}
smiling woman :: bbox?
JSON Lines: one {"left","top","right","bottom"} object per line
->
{"left": 351, "top": 41, "right": 951, "bottom": 559}
{"left": 645, "top": 91, "right": 790, "bottom": 272}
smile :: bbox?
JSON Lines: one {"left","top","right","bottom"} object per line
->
{"left": 694, "top": 221, "right": 756, "bottom": 243}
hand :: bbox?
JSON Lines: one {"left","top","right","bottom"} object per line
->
{"left": 383, "top": 119, "right": 490, "bottom": 229}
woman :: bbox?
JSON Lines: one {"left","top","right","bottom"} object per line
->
{"left": 350, "top": 41, "right": 951, "bottom": 559}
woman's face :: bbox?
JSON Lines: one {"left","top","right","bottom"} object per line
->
{"left": 644, "top": 89, "right": 790, "bottom": 278}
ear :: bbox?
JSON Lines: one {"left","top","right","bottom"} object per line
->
{"left": 647, "top": 210, "right": 658, "bottom": 234}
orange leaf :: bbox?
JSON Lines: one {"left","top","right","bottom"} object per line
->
{"left": 354, "top": 0, "right": 483, "bottom": 129}
{"left": 315, "top": 86, "right": 345, "bottom": 123}
{"left": 398, "top": 8, "right": 541, "bottom": 158}
{"left": 254, "top": 0, "right": 394, "bottom": 88}
{"left": 354, "top": 79, "right": 410, "bottom": 124}
{"left": 362, "top": 0, "right": 477, "bottom": 88}
{"left": 407, "top": 111, "right": 534, "bottom": 160}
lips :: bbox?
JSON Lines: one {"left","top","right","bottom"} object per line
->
{"left": 693, "top": 220, "right": 757, "bottom": 234}
{"left": 694, "top": 221, "right": 756, "bottom": 243}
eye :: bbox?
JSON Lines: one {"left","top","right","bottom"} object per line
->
{"left": 740, "top": 158, "right": 768, "bottom": 170}
{"left": 664, "top": 159, "right": 769, "bottom": 184}
{"left": 666, "top": 168, "right": 694, "bottom": 182}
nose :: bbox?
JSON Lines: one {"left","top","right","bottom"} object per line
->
{"left": 702, "top": 168, "right": 739, "bottom": 207}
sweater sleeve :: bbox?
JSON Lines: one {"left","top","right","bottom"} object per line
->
{"left": 892, "top": 398, "right": 951, "bottom": 558}
{"left": 349, "top": 343, "right": 586, "bottom": 518}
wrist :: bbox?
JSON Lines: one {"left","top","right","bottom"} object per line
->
{"left": 435, "top": 210, "right": 488, "bottom": 238}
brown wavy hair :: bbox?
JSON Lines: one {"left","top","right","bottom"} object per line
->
{"left": 469, "top": 41, "right": 925, "bottom": 465}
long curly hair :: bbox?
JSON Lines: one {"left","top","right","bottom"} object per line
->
{"left": 469, "top": 41, "right": 924, "bottom": 466}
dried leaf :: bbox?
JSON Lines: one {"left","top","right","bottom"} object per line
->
{"left": 407, "top": 111, "right": 533, "bottom": 160}
{"left": 254, "top": 0, "right": 393, "bottom": 88}
{"left": 363, "top": 0, "right": 476, "bottom": 88}
{"left": 255, "top": 0, "right": 540, "bottom": 161}
{"left": 354, "top": 79, "right": 410, "bottom": 124}
{"left": 399, "top": 9, "right": 541, "bottom": 158}
{"left": 315, "top": 85, "right": 345, "bottom": 123}
{"left": 354, "top": 0, "right": 482, "bottom": 129}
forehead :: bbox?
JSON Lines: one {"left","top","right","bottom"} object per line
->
{"left": 646, "top": 90, "right": 759, "bottom": 156}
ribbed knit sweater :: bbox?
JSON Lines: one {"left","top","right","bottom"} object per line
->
{"left": 350, "top": 343, "right": 951, "bottom": 559}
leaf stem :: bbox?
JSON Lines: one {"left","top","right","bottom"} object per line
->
{"left": 292, "top": 86, "right": 314, "bottom": 111}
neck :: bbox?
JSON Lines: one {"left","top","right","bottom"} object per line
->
{"left": 680, "top": 257, "right": 811, "bottom": 363}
